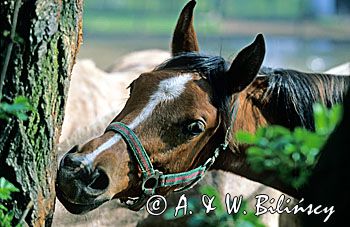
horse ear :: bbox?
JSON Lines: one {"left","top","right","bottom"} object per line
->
{"left": 225, "top": 34, "right": 265, "bottom": 93}
{"left": 171, "top": 0, "right": 199, "bottom": 56}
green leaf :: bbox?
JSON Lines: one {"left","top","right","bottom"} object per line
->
{"left": 0, "top": 205, "right": 8, "bottom": 212}
{"left": 269, "top": 125, "right": 291, "bottom": 135}
{"left": 235, "top": 131, "right": 256, "bottom": 144}
{"left": 313, "top": 103, "right": 327, "bottom": 132}
{"left": 256, "top": 137, "right": 269, "bottom": 147}
{"left": 0, "top": 209, "right": 15, "bottom": 227}
{"left": 328, "top": 104, "right": 342, "bottom": 128}
{"left": 313, "top": 103, "right": 342, "bottom": 136}
{"left": 291, "top": 152, "right": 301, "bottom": 162}
{"left": 2, "top": 30, "right": 10, "bottom": 37}
{"left": 284, "top": 143, "right": 297, "bottom": 154}
{"left": 246, "top": 146, "right": 265, "bottom": 157}
{"left": 0, "top": 96, "right": 32, "bottom": 121}
{"left": 0, "top": 178, "right": 19, "bottom": 200}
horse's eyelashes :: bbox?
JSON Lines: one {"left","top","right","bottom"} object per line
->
{"left": 186, "top": 120, "right": 206, "bottom": 136}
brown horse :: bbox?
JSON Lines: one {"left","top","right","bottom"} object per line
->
{"left": 56, "top": 0, "right": 349, "bottom": 214}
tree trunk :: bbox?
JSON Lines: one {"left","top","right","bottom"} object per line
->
{"left": 0, "top": 0, "right": 83, "bottom": 226}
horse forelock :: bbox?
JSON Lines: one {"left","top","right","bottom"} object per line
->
{"left": 154, "top": 52, "right": 228, "bottom": 79}
{"left": 128, "top": 73, "right": 193, "bottom": 128}
{"left": 155, "top": 52, "right": 231, "bottom": 115}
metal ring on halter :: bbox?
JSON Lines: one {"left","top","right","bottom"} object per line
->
{"left": 141, "top": 170, "right": 163, "bottom": 195}
{"left": 203, "top": 157, "right": 215, "bottom": 169}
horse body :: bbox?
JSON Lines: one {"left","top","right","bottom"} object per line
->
{"left": 325, "top": 62, "right": 350, "bottom": 75}
{"left": 56, "top": 0, "right": 349, "bottom": 216}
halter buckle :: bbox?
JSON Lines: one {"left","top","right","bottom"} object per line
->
{"left": 142, "top": 170, "right": 163, "bottom": 195}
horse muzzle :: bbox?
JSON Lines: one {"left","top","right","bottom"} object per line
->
{"left": 56, "top": 147, "right": 110, "bottom": 214}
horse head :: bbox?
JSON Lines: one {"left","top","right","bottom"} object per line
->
{"left": 56, "top": 0, "right": 265, "bottom": 214}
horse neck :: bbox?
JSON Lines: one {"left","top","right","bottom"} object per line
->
{"left": 213, "top": 80, "right": 300, "bottom": 198}
{"left": 214, "top": 72, "right": 349, "bottom": 198}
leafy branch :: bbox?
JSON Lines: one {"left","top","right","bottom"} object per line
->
{"left": 236, "top": 103, "right": 343, "bottom": 189}
{"left": 0, "top": 177, "right": 20, "bottom": 227}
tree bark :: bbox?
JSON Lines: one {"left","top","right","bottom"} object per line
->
{"left": 0, "top": 0, "right": 83, "bottom": 226}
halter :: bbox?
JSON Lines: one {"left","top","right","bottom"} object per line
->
{"left": 105, "top": 100, "right": 239, "bottom": 209}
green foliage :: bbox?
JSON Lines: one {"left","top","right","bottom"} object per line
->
{"left": 0, "top": 178, "right": 19, "bottom": 201}
{"left": 236, "top": 103, "right": 343, "bottom": 189}
{"left": 0, "top": 95, "right": 29, "bottom": 226}
{"left": 0, "top": 96, "right": 32, "bottom": 121}
{"left": 164, "top": 186, "right": 265, "bottom": 227}
{"left": 313, "top": 103, "right": 342, "bottom": 136}
{"left": 0, "top": 178, "right": 20, "bottom": 227}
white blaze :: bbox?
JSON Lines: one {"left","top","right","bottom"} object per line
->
{"left": 82, "top": 74, "right": 193, "bottom": 165}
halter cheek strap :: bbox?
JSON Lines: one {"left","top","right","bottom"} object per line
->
{"left": 105, "top": 122, "right": 212, "bottom": 195}
{"left": 105, "top": 99, "right": 239, "bottom": 206}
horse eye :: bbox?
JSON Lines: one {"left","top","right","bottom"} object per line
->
{"left": 186, "top": 120, "right": 205, "bottom": 136}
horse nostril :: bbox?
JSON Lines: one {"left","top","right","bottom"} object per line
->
{"left": 60, "top": 153, "right": 94, "bottom": 183}
{"left": 62, "top": 153, "right": 84, "bottom": 169}
{"left": 68, "top": 145, "right": 78, "bottom": 154}
{"left": 88, "top": 168, "right": 109, "bottom": 192}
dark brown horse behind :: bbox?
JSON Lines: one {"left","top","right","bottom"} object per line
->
{"left": 56, "top": 0, "right": 349, "bottom": 214}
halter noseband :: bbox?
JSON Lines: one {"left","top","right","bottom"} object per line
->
{"left": 105, "top": 100, "right": 239, "bottom": 210}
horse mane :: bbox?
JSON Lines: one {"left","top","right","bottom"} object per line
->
{"left": 258, "top": 67, "right": 350, "bottom": 130}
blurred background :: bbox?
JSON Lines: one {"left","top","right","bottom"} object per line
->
{"left": 79, "top": 0, "right": 350, "bottom": 72}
